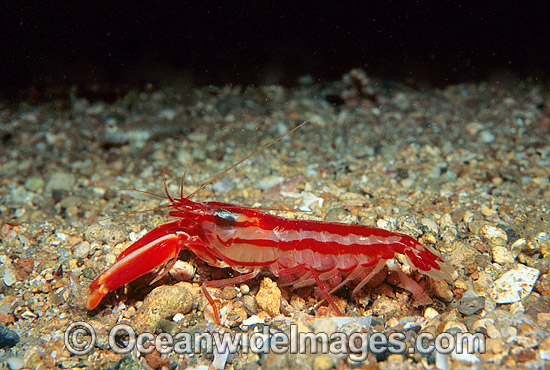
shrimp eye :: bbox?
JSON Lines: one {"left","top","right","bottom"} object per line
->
{"left": 214, "top": 208, "right": 238, "bottom": 227}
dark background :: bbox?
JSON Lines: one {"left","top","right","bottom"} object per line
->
{"left": 2, "top": 1, "right": 550, "bottom": 102}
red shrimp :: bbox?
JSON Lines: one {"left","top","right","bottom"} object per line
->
{"left": 87, "top": 121, "right": 453, "bottom": 324}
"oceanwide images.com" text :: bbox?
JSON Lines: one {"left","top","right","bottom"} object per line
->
{"left": 65, "top": 321, "right": 486, "bottom": 361}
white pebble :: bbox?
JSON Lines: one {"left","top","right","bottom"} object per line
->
{"left": 479, "top": 130, "right": 495, "bottom": 143}
{"left": 490, "top": 264, "right": 540, "bottom": 303}
{"left": 105, "top": 253, "right": 117, "bottom": 265}
{"left": 173, "top": 313, "right": 185, "bottom": 322}
{"left": 297, "top": 192, "right": 324, "bottom": 211}
{"left": 170, "top": 260, "right": 195, "bottom": 281}
{"left": 491, "top": 245, "right": 515, "bottom": 265}
{"left": 6, "top": 357, "right": 25, "bottom": 370}
{"left": 481, "top": 225, "right": 507, "bottom": 241}
{"left": 240, "top": 284, "right": 250, "bottom": 295}
{"left": 424, "top": 307, "right": 439, "bottom": 319}
{"left": 73, "top": 241, "right": 91, "bottom": 259}
{"left": 3, "top": 267, "right": 16, "bottom": 286}
{"left": 242, "top": 315, "right": 265, "bottom": 327}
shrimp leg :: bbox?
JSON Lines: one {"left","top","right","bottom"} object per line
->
{"left": 276, "top": 265, "right": 343, "bottom": 316}
{"left": 202, "top": 270, "right": 262, "bottom": 324}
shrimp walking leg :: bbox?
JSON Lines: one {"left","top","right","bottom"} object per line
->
{"left": 201, "top": 270, "right": 261, "bottom": 324}
{"left": 275, "top": 264, "right": 343, "bottom": 316}
{"left": 350, "top": 259, "right": 387, "bottom": 296}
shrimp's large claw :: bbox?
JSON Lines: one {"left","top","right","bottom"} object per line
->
{"left": 86, "top": 220, "right": 195, "bottom": 310}
{"left": 87, "top": 282, "right": 109, "bottom": 310}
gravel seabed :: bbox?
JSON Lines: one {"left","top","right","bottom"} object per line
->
{"left": 1, "top": 70, "right": 550, "bottom": 369}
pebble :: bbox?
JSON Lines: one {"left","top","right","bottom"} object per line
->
{"left": 468, "top": 219, "right": 486, "bottom": 235}
{"left": 24, "top": 175, "right": 45, "bottom": 192}
{"left": 85, "top": 102, "right": 105, "bottom": 115}
{"left": 371, "top": 295, "right": 401, "bottom": 317}
{"left": 465, "top": 121, "right": 483, "bottom": 136}
{"left": 480, "top": 205, "right": 497, "bottom": 217}
{"left": 492, "top": 245, "right": 515, "bottom": 265}
{"left": 176, "top": 149, "right": 192, "bottom": 165}
{"left": 262, "top": 351, "right": 313, "bottom": 370}
{"left": 10, "top": 186, "right": 29, "bottom": 204}
{"left": 463, "top": 210, "right": 475, "bottom": 224}
{"left": 324, "top": 208, "right": 349, "bottom": 222}
{"left": 256, "top": 176, "right": 285, "bottom": 190}
{"left": 510, "top": 238, "right": 527, "bottom": 255}
{"left": 484, "top": 298, "right": 497, "bottom": 312}
{"left": 431, "top": 280, "right": 454, "bottom": 302}
{"left": 451, "top": 352, "right": 481, "bottom": 364}
{"left": 534, "top": 273, "right": 550, "bottom": 295}
{"left": 534, "top": 254, "right": 550, "bottom": 274}
{"left": 439, "top": 213, "right": 454, "bottom": 229}
{"left": 298, "top": 192, "right": 324, "bottom": 211}
{"left": 255, "top": 277, "right": 282, "bottom": 317}
{"left": 457, "top": 296, "right": 485, "bottom": 316}
{"left": 539, "top": 336, "right": 550, "bottom": 361}
{"left": 84, "top": 224, "right": 126, "bottom": 244}
{"left": 471, "top": 318, "right": 492, "bottom": 333}
{"left": 0, "top": 324, "right": 20, "bottom": 349}
{"left": 503, "top": 326, "right": 517, "bottom": 343}
{"left": 157, "top": 107, "right": 176, "bottom": 120}
{"left": 111, "top": 356, "right": 140, "bottom": 370}
{"left": 537, "top": 313, "right": 550, "bottom": 329}
{"left": 242, "top": 315, "right": 264, "bottom": 327}
{"left": 134, "top": 282, "right": 195, "bottom": 332}
{"left": 280, "top": 298, "right": 296, "bottom": 316}
{"left": 443, "top": 320, "right": 468, "bottom": 334}
{"left": 3, "top": 267, "right": 16, "bottom": 287}
{"left": 169, "top": 260, "right": 195, "bottom": 281}
{"left": 242, "top": 295, "right": 259, "bottom": 315}
{"left": 172, "top": 313, "right": 185, "bottom": 322}
{"left": 485, "top": 322, "right": 502, "bottom": 339}
{"left": 473, "top": 271, "right": 494, "bottom": 291}
{"left": 538, "top": 232, "right": 550, "bottom": 255}
{"left": 60, "top": 360, "right": 80, "bottom": 368}
{"left": 73, "top": 241, "right": 91, "bottom": 258}
{"left": 479, "top": 130, "right": 495, "bottom": 143}
{"left": 448, "top": 241, "right": 480, "bottom": 267}
{"left": 45, "top": 171, "right": 75, "bottom": 193}
{"left": 105, "top": 253, "right": 117, "bottom": 265}
{"left": 221, "top": 286, "right": 238, "bottom": 300}
{"left": 490, "top": 264, "right": 541, "bottom": 303}
{"left": 233, "top": 353, "right": 260, "bottom": 370}
{"left": 5, "top": 357, "right": 24, "bottom": 370}
{"left": 313, "top": 318, "right": 337, "bottom": 337}
{"left": 509, "top": 301, "right": 525, "bottom": 315}
{"left": 420, "top": 217, "right": 439, "bottom": 235}
{"left": 240, "top": 284, "right": 250, "bottom": 295}
{"left": 290, "top": 295, "right": 306, "bottom": 311}
{"left": 424, "top": 307, "right": 439, "bottom": 319}
{"left": 312, "top": 354, "right": 335, "bottom": 370}
{"left": 480, "top": 224, "right": 507, "bottom": 243}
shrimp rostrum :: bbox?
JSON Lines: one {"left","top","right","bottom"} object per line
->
{"left": 87, "top": 122, "right": 453, "bottom": 324}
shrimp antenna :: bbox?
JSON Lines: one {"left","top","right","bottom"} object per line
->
{"left": 93, "top": 119, "right": 309, "bottom": 225}
{"left": 94, "top": 203, "right": 175, "bottom": 224}
{"left": 180, "top": 158, "right": 193, "bottom": 201}
{"left": 161, "top": 171, "right": 177, "bottom": 204}
{"left": 186, "top": 119, "right": 310, "bottom": 200}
